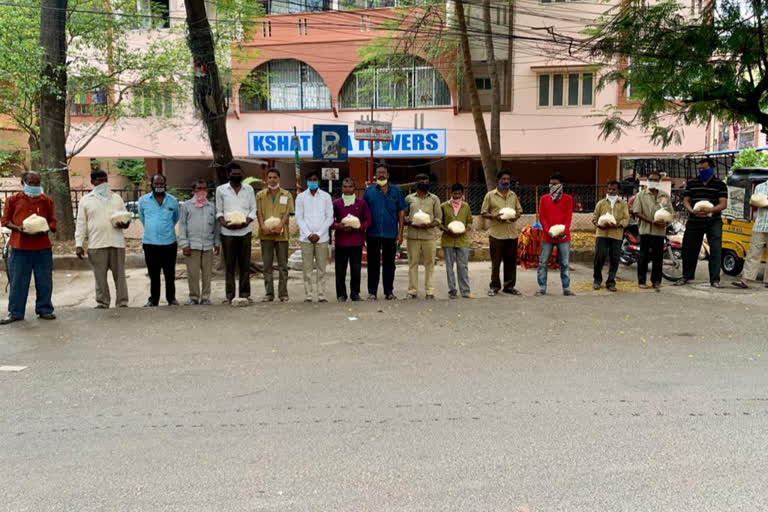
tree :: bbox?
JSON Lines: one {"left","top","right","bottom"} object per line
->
{"left": 583, "top": 0, "right": 768, "bottom": 146}
{"left": 360, "top": 0, "right": 506, "bottom": 188}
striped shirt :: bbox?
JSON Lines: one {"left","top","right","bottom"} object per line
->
{"left": 683, "top": 177, "right": 728, "bottom": 221}
{"left": 753, "top": 181, "right": 768, "bottom": 233}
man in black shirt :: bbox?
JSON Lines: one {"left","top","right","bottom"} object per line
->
{"left": 675, "top": 158, "right": 728, "bottom": 287}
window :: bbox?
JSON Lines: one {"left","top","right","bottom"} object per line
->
{"left": 340, "top": 0, "right": 412, "bottom": 9}
{"left": 475, "top": 77, "right": 492, "bottom": 90}
{"left": 136, "top": 0, "right": 170, "bottom": 29}
{"left": 261, "top": 0, "right": 329, "bottom": 14}
{"left": 239, "top": 59, "right": 331, "bottom": 112}
{"left": 69, "top": 87, "right": 108, "bottom": 116}
{"left": 339, "top": 57, "right": 451, "bottom": 110}
{"left": 537, "top": 72, "right": 594, "bottom": 107}
{"left": 131, "top": 87, "right": 174, "bottom": 117}
{"left": 718, "top": 123, "right": 729, "bottom": 151}
{"left": 738, "top": 125, "right": 755, "bottom": 149}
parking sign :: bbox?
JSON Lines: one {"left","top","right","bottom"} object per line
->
{"left": 312, "top": 124, "right": 349, "bottom": 161}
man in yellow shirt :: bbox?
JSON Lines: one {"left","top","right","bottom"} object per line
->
{"left": 404, "top": 174, "right": 442, "bottom": 299}
{"left": 592, "top": 180, "right": 629, "bottom": 292}
{"left": 481, "top": 170, "right": 523, "bottom": 296}
{"left": 256, "top": 168, "right": 294, "bottom": 302}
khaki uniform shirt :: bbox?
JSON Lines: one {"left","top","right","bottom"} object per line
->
{"left": 481, "top": 189, "right": 523, "bottom": 240}
{"left": 593, "top": 198, "right": 630, "bottom": 240}
{"left": 441, "top": 200, "right": 473, "bottom": 248}
{"left": 632, "top": 189, "right": 673, "bottom": 236}
{"left": 256, "top": 188, "right": 295, "bottom": 241}
{"left": 405, "top": 192, "right": 442, "bottom": 240}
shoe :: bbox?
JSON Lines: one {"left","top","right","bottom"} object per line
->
{"left": 563, "top": 289, "right": 575, "bottom": 296}
{"left": 385, "top": 294, "right": 397, "bottom": 300}
{"left": 304, "top": 298, "right": 313, "bottom": 303}
{"left": 367, "top": 294, "right": 377, "bottom": 301}
{"left": 280, "top": 296, "right": 290, "bottom": 303}
{"left": 607, "top": 285, "right": 617, "bottom": 292}
{"left": 710, "top": 281, "right": 722, "bottom": 289}
{"left": 425, "top": 294, "right": 435, "bottom": 300}
{"left": 731, "top": 281, "right": 749, "bottom": 289}
{"left": 262, "top": 296, "right": 274, "bottom": 302}
{"left": 168, "top": 300, "right": 180, "bottom": 306}
{"left": 593, "top": 283, "right": 601, "bottom": 290}
{"left": 319, "top": 298, "right": 328, "bottom": 303}
{"left": 222, "top": 299, "right": 232, "bottom": 305}
{"left": 638, "top": 283, "right": 648, "bottom": 289}
{"left": 449, "top": 293, "right": 458, "bottom": 299}
{"left": 0, "top": 316, "right": 22, "bottom": 325}
{"left": 247, "top": 297, "right": 255, "bottom": 305}
{"left": 200, "top": 299, "right": 212, "bottom": 305}
{"left": 144, "top": 301, "right": 158, "bottom": 307}
{"left": 652, "top": 282, "right": 662, "bottom": 289}
{"left": 185, "top": 299, "right": 199, "bottom": 306}
{"left": 673, "top": 279, "right": 689, "bottom": 286}
{"left": 534, "top": 290, "right": 546, "bottom": 296}
{"left": 488, "top": 289, "right": 499, "bottom": 296}
{"left": 462, "top": 294, "right": 473, "bottom": 299}
{"left": 406, "top": 293, "right": 417, "bottom": 300}
{"left": 95, "top": 304, "right": 109, "bottom": 309}
{"left": 350, "top": 294, "right": 361, "bottom": 302}
{"left": 502, "top": 288, "right": 521, "bottom": 295}
{"left": 117, "top": 304, "right": 129, "bottom": 308}
{"left": 337, "top": 296, "right": 347, "bottom": 302}
{"left": 38, "top": 313, "right": 56, "bottom": 320}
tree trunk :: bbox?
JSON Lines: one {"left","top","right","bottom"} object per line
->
{"left": 482, "top": 0, "right": 502, "bottom": 174}
{"left": 28, "top": 133, "right": 41, "bottom": 172}
{"left": 184, "top": 0, "right": 234, "bottom": 185}
{"left": 455, "top": 0, "right": 496, "bottom": 189}
{"left": 39, "top": 0, "right": 75, "bottom": 240}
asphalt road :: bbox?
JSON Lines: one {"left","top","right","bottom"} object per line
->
{"left": 2, "top": 263, "right": 768, "bottom": 511}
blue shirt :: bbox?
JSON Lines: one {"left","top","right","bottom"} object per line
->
{"left": 138, "top": 192, "right": 179, "bottom": 245}
{"left": 363, "top": 184, "right": 406, "bottom": 239}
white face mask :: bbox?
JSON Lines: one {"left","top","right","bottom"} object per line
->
{"left": 94, "top": 182, "right": 111, "bottom": 199}
{"left": 647, "top": 181, "right": 660, "bottom": 190}
{"left": 268, "top": 184, "right": 280, "bottom": 190}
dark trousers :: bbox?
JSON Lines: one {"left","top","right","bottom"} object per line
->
{"left": 489, "top": 236, "right": 518, "bottom": 292}
{"left": 682, "top": 219, "right": 722, "bottom": 283}
{"left": 143, "top": 243, "right": 177, "bottom": 305}
{"left": 335, "top": 245, "right": 363, "bottom": 299}
{"left": 7, "top": 248, "right": 54, "bottom": 319}
{"left": 594, "top": 237, "right": 621, "bottom": 287}
{"left": 221, "top": 233, "right": 252, "bottom": 300}
{"left": 367, "top": 236, "right": 397, "bottom": 297}
{"left": 637, "top": 235, "right": 664, "bottom": 285}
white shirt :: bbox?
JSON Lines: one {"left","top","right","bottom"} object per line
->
{"left": 295, "top": 188, "right": 334, "bottom": 243}
{"left": 75, "top": 191, "right": 128, "bottom": 249}
{"left": 215, "top": 183, "right": 257, "bottom": 237}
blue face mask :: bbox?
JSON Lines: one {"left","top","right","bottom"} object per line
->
{"left": 699, "top": 168, "right": 715, "bottom": 181}
{"left": 307, "top": 181, "right": 319, "bottom": 191}
{"left": 24, "top": 184, "right": 42, "bottom": 197}
{"left": 497, "top": 182, "right": 509, "bottom": 190}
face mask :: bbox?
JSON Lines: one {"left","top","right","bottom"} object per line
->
{"left": 550, "top": 183, "right": 563, "bottom": 201}
{"left": 24, "top": 184, "right": 42, "bottom": 197}
{"left": 194, "top": 190, "right": 207, "bottom": 207}
{"left": 699, "top": 168, "right": 714, "bottom": 181}
{"left": 94, "top": 182, "right": 111, "bottom": 199}
{"left": 416, "top": 183, "right": 429, "bottom": 193}
{"left": 497, "top": 182, "right": 509, "bottom": 190}
{"left": 376, "top": 179, "right": 388, "bottom": 187}
{"left": 268, "top": 184, "right": 280, "bottom": 190}
{"left": 307, "top": 181, "right": 319, "bottom": 191}
{"left": 230, "top": 176, "right": 243, "bottom": 185}
{"left": 647, "top": 181, "right": 660, "bottom": 190}
{"left": 606, "top": 194, "right": 618, "bottom": 201}
{"left": 342, "top": 193, "right": 355, "bottom": 207}
{"left": 153, "top": 186, "right": 166, "bottom": 195}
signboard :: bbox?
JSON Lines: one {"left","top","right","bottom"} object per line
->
{"left": 354, "top": 120, "right": 393, "bottom": 142}
{"left": 248, "top": 129, "right": 446, "bottom": 158}
{"left": 322, "top": 167, "right": 340, "bottom": 180}
{"left": 312, "top": 124, "right": 348, "bottom": 161}
{"left": 723, "top": 185, "right": 746, "bottom": 219}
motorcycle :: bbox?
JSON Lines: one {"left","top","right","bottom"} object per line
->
{"left": 620, "top": 222, "right": 684, "bottom": 282}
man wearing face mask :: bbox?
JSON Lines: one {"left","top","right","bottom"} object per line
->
{"left": 332, "top": 177, "right": 371, "bottom": 302}
{"left": 75, "top": 169, "right": 131, "bottom": 309}
{"left": 216, "top": 162, "right": 257, "bottom": 304}
{"left": 256, "top": 168, "right": 294, "bottom": 303}
{"left": 1, "top": 171, "right": 57, "bottom": 325}
{"left": 632, "top": 172, "right": 674, "bottom": 289}
{"left": 363, "top": 165, "right": 406, "bottom": 300}
{"left": 592, "top": 180, "right": 629, "bottom": 292}
{"left": 675, "top": 158, "right": 728, "bottom": 287}
{"left": 536, "top": 173, "right": 574, "bottom": 296}
{"left": 441, "top": 183, "right": 473, "bottom": 299}
{"left": 295, "top": 171, "right": 334, "bottom": 302}
{"left": 138, "top": 174, "right": 180, "bottom": 307}
{"left": 481, "top": 169, "right": 523, "bottom": 296}
{"left": 404, "top": 174, "right": 442, "bottom": 299}
{"left": 179, "top": 179, "right": 220, "bottom": 305}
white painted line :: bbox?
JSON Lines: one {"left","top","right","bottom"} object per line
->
{"left": 0, "top": 365, "right": 28, "bottom": 372}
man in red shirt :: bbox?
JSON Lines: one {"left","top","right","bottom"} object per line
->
{"left": 1, "top": 171, "right": 58, "bottom": 324}
{"left": 536, "top": 173, "right": 574, "bottom": 296}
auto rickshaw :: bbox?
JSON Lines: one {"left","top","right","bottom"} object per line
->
{"left": 720, "top": 167, "right": 768, "bottom": 275}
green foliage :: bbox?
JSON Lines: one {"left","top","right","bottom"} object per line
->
{"left": 0, "top": 150, "right": 24, "bottom": 177}
{"left": 585, "top": 0, "right": 768, "bottom": 147}
{"left": 732, "top": 148, "right": 768, "bottom": 170}
{"left": 116, "top": 158, "right": 146, "bottom": 186}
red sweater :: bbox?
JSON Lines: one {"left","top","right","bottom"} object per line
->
{"left": 539, "top": 194, "right": 573, "bottom": 244}
{"left": 1, "top": 192, "right": 57, "bottom": 251}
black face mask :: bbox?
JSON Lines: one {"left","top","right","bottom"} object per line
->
{"left": 152, "top": 186, "right": 166, "bottom": 195}
{"left": 230, "top": 176, "right": 243, "bottom": 185}
{"left": 416, "top": 183, "right": 429, "bottom": 192}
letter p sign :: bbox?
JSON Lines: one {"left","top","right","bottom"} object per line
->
{"left": 312, "top": 124, "right": 349, "bottom": 161}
